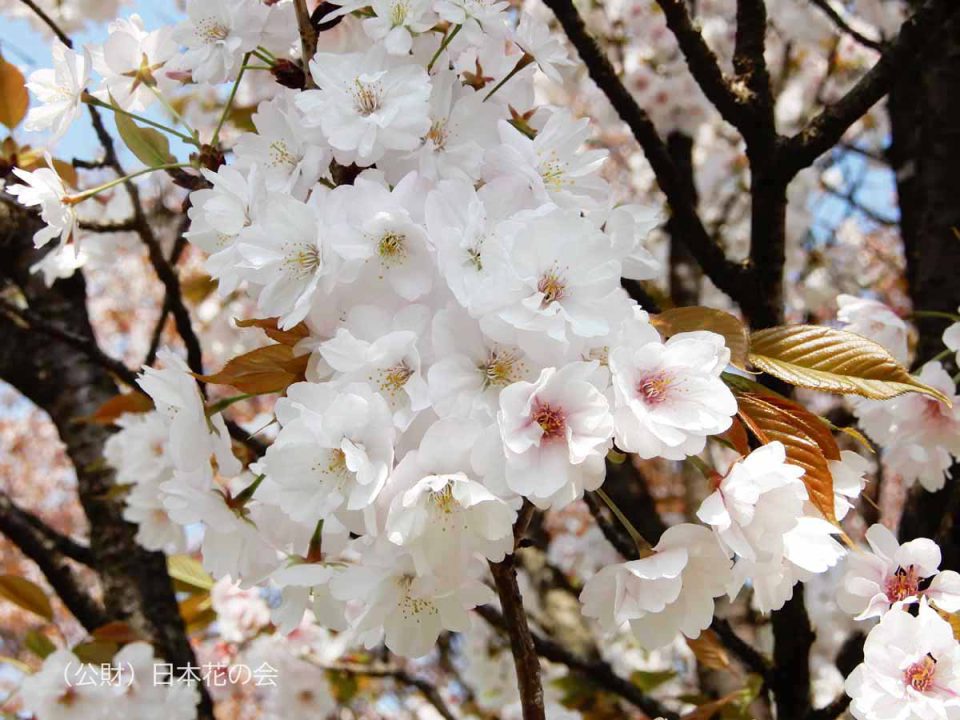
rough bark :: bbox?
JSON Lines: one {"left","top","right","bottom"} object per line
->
{"left": 891, "top": 7, "right": 960, "bottom": 564}
{"left": 0, "top": 199, "right": 212, "bottom": 718}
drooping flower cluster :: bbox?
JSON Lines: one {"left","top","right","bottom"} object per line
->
{"left": 8, "top": 4, "right": 955, "bottom": 720}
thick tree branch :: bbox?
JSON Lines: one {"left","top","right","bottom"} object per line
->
{"left": 781, "top": 0, "right": 960, "bottom": 174}
{"left": 0, "top": 492, "right": 106, "bottom": 631}
{"left": 0, "top": 491, "right": 93, "bottom": 566}
{"left": 542, "top": 0, "right": 749, "bottom": 305}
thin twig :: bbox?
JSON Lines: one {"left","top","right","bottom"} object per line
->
{"left": 323, "top": 662, "right": 458, "bottom": 720}
{"left": 805, "top": 0, "right": 885, "bottom": 51}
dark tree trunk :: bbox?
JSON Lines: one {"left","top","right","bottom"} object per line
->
{"left": 891, "top": 8, "right": 960, "bottom": 563}
{"left": 0, "top": 199, "right": 213, "bottom": 718}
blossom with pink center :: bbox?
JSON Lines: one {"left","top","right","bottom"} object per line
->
{"left": 609, "top": 327, "right": 736, "bottom": 460}
{"left": 845, "top": 601, "right": 960, "bottom": 720}
{"left": 838, "top": 524, "right": 960, "bottom": 620}
{"left": 497, "top": 361, "right": 613, "bottom": 509}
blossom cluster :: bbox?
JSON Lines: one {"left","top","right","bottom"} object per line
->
{"left": 6, "top": 0, "right": 960, "bottom": 719}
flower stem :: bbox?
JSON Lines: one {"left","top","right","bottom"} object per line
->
{"left": 483, "top": 53, "right": 534, "bottom": 102}
{"left": 594, "top": 488, "right": 654, "bottom": 557}
{"left": 147, "top": 84, "right": 199, "bottom": 142}
{"left": 251, "top": 48, "right": 277, "bottom": 66}
{"left": 427, "top": 24, "right": 462, "bottom": 73}
{"left": 84, "top": 94, "right": 201, "bottom": 147}
{"left": 912, "top": 310, "right": 960, "bottom": 322}
{"left": 65, "top": 163, "right": 190, "bottom": 204}
{"left": 212, "top": 54, "right": 251, "bottom": 146}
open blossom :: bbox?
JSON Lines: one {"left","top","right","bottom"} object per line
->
{"left": 944, "top": 314, "right": 960, "bottom": 367}
{"left": 485, "top": 112, "right": 609, "bottom": 210}
{"left": 838, "top": 524, "right": 960, "bottom": 619}
{"left": 384, "top": 419, "right": 517, "bottom": 577}
{"left": 697, "top": 442, "right": 807, "bottom": 562}
{"left": 428, "top": 304, "right": 534, "bottom": 420}
{"left": 327, "top": 0, "right": 436, "bottom": 55}
{"left": 7, "top": 161, "right": 77, "bottom": 250}
{"left": 137, "top": 349, "right": 240, "bottom": 476}
{"left": 331, "top": 539, "right": 494, "bottom": 658}
{"left": 24, "top": 41, "right": 89, "bottom": 141}
{"left": 837, "top": 294, "right": 910, "bottom": 365}
{"left": 482, "top": 206, "right": 625, "bottom": 362}
{"left": 92, "top": 14, "right": 177, "bottom": 111}
{"left": 261, "top": 381, "right": 396, "bottom": 529}
{"left": 234, "top": 93, "right": 331, "bottom": 198}
{"left": 609, "top": 326, "right": 736, "bottom": 460}
{"left": 498, "top": 362, "right": 613, "bottom": 508}
{"left": 172, "top": 0, "right": 270, "bottom": 84}
{"left": 296, "top": 46, "right": 432, "bottom": 165}
{"left": 235, "top": 191, "right": 331, "bottom": 329}
{"left": 185, "top": 165, "right": 266, "bottom": 295}
{"left": 512, "top": 13, "right": 574, "bottom": 83}
{"left": 845, "top": 602, "right": 960, "bottom": 720}
{"left": 580, "top": 523, "right": 732, "bottom": 650}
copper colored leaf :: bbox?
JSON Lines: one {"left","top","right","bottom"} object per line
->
{"left": 652, "top": 306, "right": 749, "bottom": 370}
{"left": 0, "top": 54, "right": 28, "bottom": 129}
{"left": 235, "top": 317, "right": 310, "bottom": 347}
{"left": 82, "top": 391, "right": 154, "bottom": 425}
{"left": 736, "top": 392, "right": 837, "bottom": 523}
{"left": 92, "top": 621, "right": 141, "bottom": 645}
{"left": 717, "top": 417, "right": 750, "bottom": 456}
{"left": 686, "top": 630, "right": 731, "bottom": 671}
{"left": 180, "top": 273, "right": 217, "bottom": 305}
{"left": 0, "top": 575, "right": 53, "bottom": 621}
{"left": 25, "top": 630, "right": 56, "bottom": 659}
{"left": 179, "top": 592, "right": 216, "bottom": 635}
{"left": 749, "top": 325, "right": 950, "bottom": 404}
{"left": 198, "top": 343, "right": 308, "bottom": 394}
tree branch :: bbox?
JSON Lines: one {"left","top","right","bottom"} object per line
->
{"left": 733, "top": 0, "right": 776, "bottom": 133}
{"left": 322, "top": 662, "right": 458, "bottom": 720}
{"left": 0, "top": 492, "right": 106, "bottom": 631}
{"left": 294, "top": 0, "right": 319, "bottom": 88}
{"left": 651, "top": 0, "right": 757, "bottom": 135}
{"left": 477, "top": 605, "right": 679, "bottom": 720}
{"left": 488, "top": 555, "right": 546, "bottom": 720}
{"left": 542, "top": 0, "right": 748, "bottom": 305}
{"left": 805, "top": 0, "right": 885, "bottom": 52}
{"left": 782, "top": 0, "right": 960, "bottom": 174}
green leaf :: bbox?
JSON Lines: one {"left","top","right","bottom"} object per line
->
{"left": 73, "top": 640, "right": 118, "bottom": 664}
{"left": 167, "top": 555, "right": 214, "bottom": 593}
{"left": 0, "top": 575, "right": 53, "bottom": 621}
{"left": 114, "top": 111, "right": 174, "bottom": 168}
{"left": 749, "top": 325, "right": 950, "bottom": 404}
{"left": 629, "top": 669, "right": 676, "bottom": 692}
{"left": 24, "top": 629, "right": 56, "bottom": 660}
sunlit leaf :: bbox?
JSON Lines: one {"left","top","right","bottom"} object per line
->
{"left": 114, "top": 111, "right": 174, "bottom": 168}
{"left": 92, "top": 621, "right": 141, "bottom": 645}
{"left": 736, "top": 392, "right": 837, "bottom": 523}
{"left": 179, "top": 592, "right": 215, "bottom": 635}
{"left": 197, "top": 343, "right": 309, "bottom": 394}
{"left": 0, "top": 575, "right": 53, "bottom": 621}
{"left": 716, "top": 417, "right": 750, "bottom": 456}
{"left": 629, "top": 669, "right": 676, "bottom": 692}
{"left": 0, "top": 54, "right": 28, "bottom": 129}
{"left": 686, "top": 630, "right": 730, "bottom": 671}
{"left": 180, "top": 273, "right": 217, "bottom": 305}
{"left": 652, "top": 306, "right": 749, "bottom": 370}
{"left": 80, "top": 391, "right": 154, "bottom": 425}
{"left": 167, "top": 555, "right": 214, "bottom": 593}
{"left": 749, "top": 325, "right": 950, "bottom": 404}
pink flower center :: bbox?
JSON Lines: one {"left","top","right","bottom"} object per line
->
{"left": 904, "top": 655, "right": 937, "bottom": 693}
{"left": 636, "top": 371, "right": 673, "bottom": 406}
{"left": 884, "top": 565, "right": 920, "bottom": 602}
{"left": 537, "top": 272, "right": 566, "bottom": 306}
{"left": 533, "top": 402, "right": 566, "bottom": 440}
